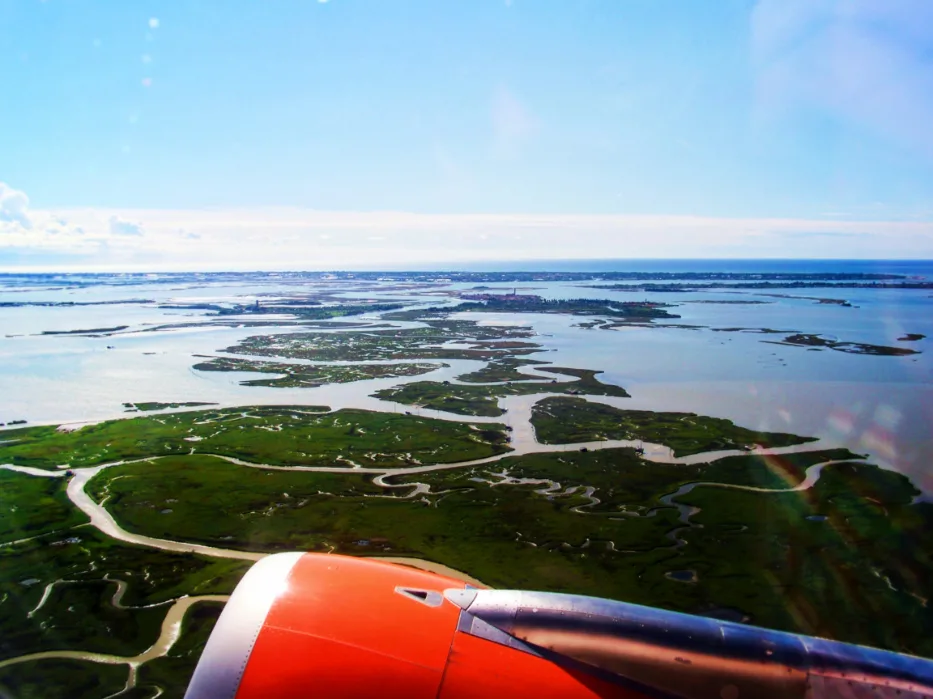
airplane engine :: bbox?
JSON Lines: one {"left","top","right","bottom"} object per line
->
{"left": 184, "top": 552, "right": 933, "bottom": 699}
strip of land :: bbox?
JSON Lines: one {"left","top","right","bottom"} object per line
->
{"left": 769, "top": 334, "right": 920, "bottom": 356}
{"left": 192, "top": 356, "right": 442, "bottom": 387}
{"left": 372, "top": 369, "right": 629, "bottom": 417}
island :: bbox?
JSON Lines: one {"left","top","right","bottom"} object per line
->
{"left": 191, "top": 357, "right": 441, "bottom": 387}
{"left": 371, "top": 369, "right": 629, "bottom": 417}
{"left": 771, "top": 334, "right": 920, "bottom": 356}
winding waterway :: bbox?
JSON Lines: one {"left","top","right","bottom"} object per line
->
{"left": 2, "top": 391, "right": 850, "bottom": 565}
{"left": 2, "top": 275, "right": 908, "bottom": 687}
{"left": 0, "top": 594, "right": 230, "bottom": 695}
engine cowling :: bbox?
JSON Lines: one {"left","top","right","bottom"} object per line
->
{"left": 184, "top": 552, "right": 933, "bottom": 699}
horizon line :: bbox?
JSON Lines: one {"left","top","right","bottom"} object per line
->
{"left": 2, "top": 257, "right": 932, "bottom": 276}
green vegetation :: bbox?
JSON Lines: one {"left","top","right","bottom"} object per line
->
{"left": 0, "top": 659, "right": 128, "bottom": 699}
{"left": 83, "top": 446, "right": 835, "bottom": 579}
{"left": 531, "top": 397, "right": 814, "bottom": 456}
{"left": 89, "top": 455, "right": 393, "bottom": 552}
{"left": 0, "top": 406, "right": 509, "bottom": 471}
{"left": 87, "top": 449, "right": 687, "bottom": 579}
{"left": 0, "top": 529, "right": 249, "bottom": 662}
{"left": 773, "top": 333, "right": 920, "bottom": 356}
{"left": 41, "top": 325, "right": 129, "bottom": 335}
{"left": 124, "top": 401, "right": 217, "bottom": 412}
{"left": 673, "top": 461, "right": 933, "bottom": 654}
{"left": 192, "top": 356, "right": 440, "bottom": 387}
{"left": 13, "top": 580, "right": 169, "bottom": 657}
{"left": 82, "top": 444, "right": 933, "bottom": 654}
{"left": 0, "top": 470, "right": 87, "bottom": 542}
{"left": 379, "top": 307, "right": 451, "bottom": 321}
{"left": 137, "top": 602, "right": 225, "bottom": 699}
{"left": 373, "top": 369, "right": 629, "bottom": 417}
{"left": 222, "top": 320, "right": 542, "bottom": 362}
{"left": 456, "top": 357, "right": 550, "bottom": 383}
{"left": 370, "top": 382, "right": 503, "bottom": 416}
{"left": 482, "top": 447, "right": 853, "bottom": 516}
{"left": 217, "top": 301, "right": 405, "bottom": 320}
{"left": 453, "top": 295, "right": 679, "bottom": 320}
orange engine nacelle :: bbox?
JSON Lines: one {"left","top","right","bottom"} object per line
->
{"left": 184, "top": 552, "right": 933, "bottom": 699}
{"left": 184, "top": 552, "right": 632, "bottom": 699}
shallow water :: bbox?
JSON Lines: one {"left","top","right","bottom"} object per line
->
{"left": 1, "top": 273, "right": 930, "bottom": 491}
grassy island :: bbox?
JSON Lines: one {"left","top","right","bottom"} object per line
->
{"left": 192, "top": 356, "right": 441, "bottom": 387}
{"left": 216, "top": 301, "right": 405, "bottom": 320}
{"left": 453, "top": 295, "right": 679, "bottom": 320}
{"left": 0, "top": 406, "right": 509, "bottom": 470}
{"left": 773, "top": 333, "right": 920, "bottom": 356}
{"left": 0, "top": 469, "right": 87, "bottom": 542}
{"left": 221, "top": 320, "right": 543, "bottom": 363}
{"left": 455, "top": 357, "right": 551, "bottom": 383}
{"left": 372, "top": 369, "right": 629, "bottom": 417}
{"left": 531, "top": 397, "right": 815, "bottom": 456}
{"left": 41, "top": 325, "right": 130, "bottom": 335}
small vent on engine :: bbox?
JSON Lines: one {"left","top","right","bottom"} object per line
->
{"left": 395, "top": 587, "right": 444, "bottom": 608}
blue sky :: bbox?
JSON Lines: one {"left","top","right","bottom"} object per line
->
{"left": 1, "top": 0, "right": 932, "bottom": 269}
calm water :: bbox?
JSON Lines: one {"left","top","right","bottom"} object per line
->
{"left": 1, "top": 264, "right": 931, "bottom": 492}
{"left": 444, "top": 258, "right": 933, "bottom": 277}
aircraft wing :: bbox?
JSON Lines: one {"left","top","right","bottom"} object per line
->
{"left": 183, "top": 553, "right": 933, "bottom": 699}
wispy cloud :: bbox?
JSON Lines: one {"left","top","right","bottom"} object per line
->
{"left": 0, "top": 182, "right": 150, "bottom": 261}
{"left": 1, "top": 206, "right": 930, "bottom": 271}
{"left": 491, "top": 86, "right": 536, "bottom": 158}
{"left": 108, "top": 216, "right": 144, "bottom": 237}
{"left": 0, "top": 183, "right": 32, "bottom": 229}
{"left": 752, "top": 0, "right": 933, "bottom": 156}
{"left": 2, "top": 180, "right": 930, "bottom": 271}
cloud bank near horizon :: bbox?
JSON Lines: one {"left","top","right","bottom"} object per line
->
{"left": 0, "top": 182, "right": 931, "bottom": 271}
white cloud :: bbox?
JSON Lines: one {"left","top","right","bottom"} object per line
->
{"left": 1, "top": 182, "right": 930, "bottom": 270}
{"left": 0, "top": 204, "right": 930, "bottom": 271}
{"left": 108, "top": 216, "right": 144, "bottom": 237}
{"left": 0, "top": 182, "right": 32, "bottom": 229}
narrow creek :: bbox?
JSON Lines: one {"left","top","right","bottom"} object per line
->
{"left": 0, "top": 392, "right": 855, "bottom": 677}
{"left": 2, "top": 392, "right": 845, "bottom": 564}
{"left": 654, "top": 458, "right": 858, "bottom": 549}
{"left": 0, "top": 594, "right": 230, "bottom": 695}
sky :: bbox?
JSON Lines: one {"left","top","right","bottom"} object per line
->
{"left": 1, "top": 0, "right": 932, "bottom": 270}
